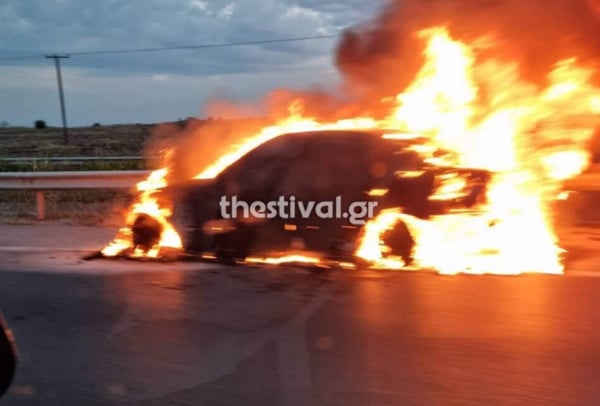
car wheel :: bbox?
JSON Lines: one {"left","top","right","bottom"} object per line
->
{"left": 381, "top": 218, "right": 415, "bottom": 265}
{"left": 212, "top": 222, "right": 255, "bottom": 265}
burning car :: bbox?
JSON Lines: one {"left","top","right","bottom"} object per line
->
{"left": 101, "top": 25, "right": 600, "bottom": 276}
{"left": 127, "top": 129, "right": 491, "bottom": 266}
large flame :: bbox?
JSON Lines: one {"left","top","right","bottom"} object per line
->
{"left": 195, "top": 101, "right": 377, "bottom": 179}
{"left": 103, "top": 26, "right": 599, "bottom": 275}
{"left": 102, "top": 152, "right": 183, "bottom": 259}
{"left": 357, "top": 27, "right": 600, "bottom": 275}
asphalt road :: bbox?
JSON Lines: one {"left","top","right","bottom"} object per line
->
{"left": 0, "top": 223, "right": 599, "bottom": 405}
{"left": 2, "top": 261, "right": 600, "bottom": 406}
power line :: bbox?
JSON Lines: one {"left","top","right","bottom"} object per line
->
{"left": 0, "top": 34, "right": 339, "bottom": 62}
{"left": 0, "top": 54, "right": 41, "bottom": 62}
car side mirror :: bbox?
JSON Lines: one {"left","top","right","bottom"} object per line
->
{"left": 0, "top": 314, "right": 16, "bottom": 398}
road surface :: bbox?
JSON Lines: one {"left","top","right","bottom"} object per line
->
{"left": 0, "top": 224, "right": 599, "bottom": 405}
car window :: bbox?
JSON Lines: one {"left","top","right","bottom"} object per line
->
{"left": 220, "top": 134, "right": 306, "bottom": 197}
{"left": 391, "top": 150, "right": 424, "bottom": 170}
{"left": 275, "top": 132, "right": 371, "bottom": 199}
{"left": 364, "top": 138, "right": 425, "bottom": 183}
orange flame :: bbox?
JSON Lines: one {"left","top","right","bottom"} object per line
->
{"left": 245, "top": 254, "right": 323, "bottom": 266}
{"left": 102, "top": 152, "right": 183, "bottom": 258}
{"left": 103, "top": 26, "right": 599, "bottom": 275}
{"left": 195, "top": 102, "right": 378, "bottom": 179}
{"left": 357, "top": 26, "right": 600, "bottom": 275}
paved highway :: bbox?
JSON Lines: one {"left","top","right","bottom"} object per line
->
{"left": 2, "top": 261, "right": 600, "bottom": 405}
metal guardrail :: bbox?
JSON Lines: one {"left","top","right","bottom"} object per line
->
{"left": 0, "top": 156, "right": 153, "bottom": 162}
{"left": 0, "top": 170, "right": 151, "bottom": 190}
{"left": 0, "top": 156, "right": 160, "bottom": 170}
{"left": 0, "top": 171, "right": 151, "bottom": 220}
{"left": 0, "top": 163, "right": 598, "bottom": 221}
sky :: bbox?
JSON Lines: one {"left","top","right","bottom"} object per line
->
{"left": 0, "top": 0, "right": 386, "bottom": 127}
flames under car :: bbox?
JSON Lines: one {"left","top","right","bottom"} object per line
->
{"left": 129, "top": 129, "right": 491, "bottom": 266}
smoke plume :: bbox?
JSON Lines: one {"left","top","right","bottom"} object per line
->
{"left": 337, "top": 0, "right": 600, "bottom": 105}
{"left": 151, "top": 0, "right": 600, "bottom": 179}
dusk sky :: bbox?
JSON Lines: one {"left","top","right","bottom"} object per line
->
{"left": 0, "top": 0, "right": 385, "bottom": 127}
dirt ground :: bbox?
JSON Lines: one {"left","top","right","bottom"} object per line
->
{"left": 0, "top": 191, "right": 131, "bottom": 226}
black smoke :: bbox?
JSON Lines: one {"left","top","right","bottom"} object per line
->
{"left": 336, "top": 0, "right": 600, "bottom": 107}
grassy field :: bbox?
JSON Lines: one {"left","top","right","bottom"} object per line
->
{"left": 0, "top": 122, "right": 178, "bottom": 225}
{"left": 0, "top": 118, "right": 270, "bottom": 225}
{"left": 0, "top": 124, "right": 153, "bottom": 162}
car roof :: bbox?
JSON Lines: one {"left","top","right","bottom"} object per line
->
{"left": 277, "top": 128, "right": 429, "bottom": 147}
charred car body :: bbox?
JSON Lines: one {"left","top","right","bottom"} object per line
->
{"left": 163, "top": 129, "right": 491, "bottom": 265}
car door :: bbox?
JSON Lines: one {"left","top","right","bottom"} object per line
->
{"left": 219, "top": 134, "right": 305, "bottom": 203}
{"left": 272, "top": 132, "right": 372, "bottom": 250}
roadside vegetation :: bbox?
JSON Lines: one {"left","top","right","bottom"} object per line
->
{"left": 0, "top": 124, "right": 153, "bottom": 162}
{"left": 0, "top": 190, "right": 132, "bottom": 226}
{"left": 0, "top": 122, "right": 169, "bottom": 224}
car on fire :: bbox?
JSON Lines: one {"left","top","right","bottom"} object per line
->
{"left": 157, "top": 129, "right": 491, "bottom": 265}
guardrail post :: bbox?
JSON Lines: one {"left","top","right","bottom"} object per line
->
{"left": 36, "top": 191, "right": 45, "bottom": 220}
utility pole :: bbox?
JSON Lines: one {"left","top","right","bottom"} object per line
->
{"left": 45, "top": 54, "right": 70, "bottom": 144}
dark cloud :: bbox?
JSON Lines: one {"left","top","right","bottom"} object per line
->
{"left": 0, "top": 0, "right": 384, "bottom": 75}
{"left": 0, "top": 0, "right": 384, "bottom": 125}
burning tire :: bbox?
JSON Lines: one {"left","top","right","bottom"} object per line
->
{"left": 353, "top": 212, "right": 416, "bottom": 269}
{"left": 381, "top": 219, "right": 415, "bottom": 265}
{"left": 131, "top": 214, "right": 163, "bottom": 253}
